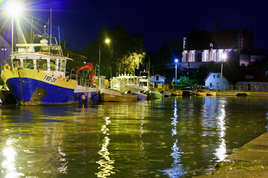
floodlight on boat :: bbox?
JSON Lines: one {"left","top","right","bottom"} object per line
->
{"left": 6, "top": 1, "right": 24, "bottom": 17}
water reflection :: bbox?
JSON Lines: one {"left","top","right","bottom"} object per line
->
{"left": 96, "top": 117, "right": 115, "bottom": 177}
{"left": 57, "top": 142, "right": 68, "bottom": 174}
{"left": 214, "top": 98, "right": 227, "bottom": 161}
{"left": 158, "top": 98, "right": 185, "bottom": 177}
{"left": 1, "top": 139, "right": 24, "bottom": 178}
{"left": 0, "top": 97, "right": 268, "bottom": 177}
{"left": 266, "top": 112, "right": 268, "bottom": 131}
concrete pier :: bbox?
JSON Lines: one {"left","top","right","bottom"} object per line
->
{"left": 195, "top": 132, "right": 268, "bottom": 177}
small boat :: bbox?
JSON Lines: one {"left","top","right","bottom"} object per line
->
{"left": 195, "top": 90, "right": 207, "bottom": 96}
{"left": 131, "top": 91, "right": 147, "bottom": 100}
{"left": 169, "top": 89, "right": 183, "bottom": 96}
{"left": 159, "top": 89, "right": 171, "bottom": 98}
{"left": 147, "top": 88, "right": 162, "bottom": 99}
{"left": 206, "top": 91, "right": 216, "bottom": 96}
{"left": 122, "top": 94, "right": 137, "bottom": 101}
{"left": 100, "top": 88, "right": 123, "bottom": 102}
{"left": 235, "top": 93, "right": 248, "bottom": 96}
{"left": 182, "top": 90, "right": 196, "bottom": 96}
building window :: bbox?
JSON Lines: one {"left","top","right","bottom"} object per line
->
{"left": 213, "top": 75, "right": 215, "bottom": 78}
{"left": 210, "top": 83, "right": 212, "bottom": 87}
{"left": 217, "top": 75, "right": 219, "bottom": 78}
{"left": 213, "top": 51, "right": 216, "bottom": 61}
{"left": 156, "top": 75, "right": 159, "bottom": 81}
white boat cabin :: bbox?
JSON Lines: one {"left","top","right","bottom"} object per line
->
{"left": 9, "top": 37, "right": 70, "bottom": 79}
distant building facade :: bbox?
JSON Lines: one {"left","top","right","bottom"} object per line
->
{"left": 204, "top": 67, "right": 268, "bottom": 91}
{"left": 236, "top": 66, "right": 268, "bottom": 91}
{"left": 181, "top": 20, "right": 266, "bottom": 69}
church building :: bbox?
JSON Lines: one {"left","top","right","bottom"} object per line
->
{"left": 180, "top": 20, "right": 265, "bottom": 69}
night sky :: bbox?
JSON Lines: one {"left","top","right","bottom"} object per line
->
{"left": 5, "top": 0, "right": 268, "bottom": 54}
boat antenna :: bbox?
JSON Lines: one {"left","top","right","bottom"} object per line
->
{"left": 30, "top": 16, "right": 33, "bottom": 43}
{"left": 50, "top": 8, "right": 52, "bottom": 46}
{"left": 58, "top": 25, "right": 60, "bottom": 46}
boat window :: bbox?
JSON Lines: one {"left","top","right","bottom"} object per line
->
{"left": 129, "top": 78, "right": 134, "bottom": 84}
{"left": 38, "top": 59, "right": 47, "bottom": 70}
{"left": 123, "top": 78, "right": 127, "bottom": 84}
{"left": 23, "top": 59, "right": 34, "bottom": 69}
{"left": 58, "top": 60, "right": 61, "bottom": 71}
{"left": 61, "top": 60, "right": 65, "bottom": 72}
{"left": 50, "top": 59, "right": 56, "bottom": 71}
{"left": 13, "top": 58, "right": 21, "bottom": 68}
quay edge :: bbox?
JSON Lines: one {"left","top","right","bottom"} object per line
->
{"left": 194, "top": 131, "right": 268, "bottom": 178}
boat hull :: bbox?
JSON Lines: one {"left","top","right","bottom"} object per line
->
{"left": 132, "top": 91, "right": 147, "bottom": 100}
{"left": 147, "top": 92, "right": 162, "bottom": 99}
{"left": 195, "top": 91, "right": 207, "bottom": 96}
{"left": 101, "top": 93, "right": 123, "bottom": 102}
{"left": 2, "top": 68, "right": 97, "bottom": 105}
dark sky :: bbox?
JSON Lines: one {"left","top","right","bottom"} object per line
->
{"left": 20, "top": 0, "right": 268, "bottom": 53}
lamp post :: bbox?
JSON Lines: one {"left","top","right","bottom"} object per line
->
{"left": 6, "top": 2, "right": 23, "bottom": 54}
{"left": 98, "top": 39, "right": 110, "bottom": 89}
{"left": 142, "top": 52, "right": 150, "bottom": 78}
{"left": 175, "top": 58, "right": 178, "bottom": 84}
{"left": 220, "top": 53, "right": 227, "bottom": 90}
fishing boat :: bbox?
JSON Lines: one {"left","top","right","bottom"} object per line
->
{"left": 1, "top": 27, "right": 98, "bottom": 105}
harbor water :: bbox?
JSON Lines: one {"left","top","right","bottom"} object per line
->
{"left": 0, "top": 96, "right": 268, "bottom": 177}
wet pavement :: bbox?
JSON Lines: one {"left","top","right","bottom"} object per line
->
{"left": 195, "top": 131, "right": 268, "bottom": 178}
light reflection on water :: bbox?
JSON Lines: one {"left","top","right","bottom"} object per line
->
{"left": 0, "top": 97, "right": 268, "bottom": 177}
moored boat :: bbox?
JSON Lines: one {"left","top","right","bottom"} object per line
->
{"left": 168, "top": 89, "right": 183, "bottom": 96}
{"left": 131, "top": 91, "right": 147, "bottom": 100}
{"left": 147, "top": 88, "right": 162, "bottom": 99}
{"left": 182, "top": 90, "right": 196, "bottom": 96}
{"left": 195, "top": 90, "right": 207, "bottom": 96}
{"left": 159, "top": 89, "right": 171, "bottom": 98}
{"left": 1, "top": 26, "right": 97, "bottom": 105}
{"left": 206, "top": 91, "right": 216, "bottom": 96}
{"left": 100, "top": 88, "right": 123, "bottom": 102}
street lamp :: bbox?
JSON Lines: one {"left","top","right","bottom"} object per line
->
{"left": 174, "top": 58, "right": 178, "bottom": 84}
{"left": 98, "top": 39, "right": 110, "bottom": 89}
{"left": 5, "top": 1, "right": 23, "bottom": 54}
{"left": 142, "top": 52, "right": 150, "bottom": 78}
{"left": 220, "top": 53, "right": 227, "bottom": 90}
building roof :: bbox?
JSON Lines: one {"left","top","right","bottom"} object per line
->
{"left": 204, "top": 72, "right": 223, "bottom": 81}
{"left": 186, "top": 29, "right": 250, "bottom": 50}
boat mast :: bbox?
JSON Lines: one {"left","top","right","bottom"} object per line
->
{"left": 50, "top": 8, "right": 52, "bottom": 48}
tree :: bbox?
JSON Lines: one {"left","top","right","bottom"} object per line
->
{"left": 81, "top": 24, "right": 145, "bottom": 78}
